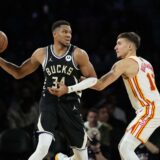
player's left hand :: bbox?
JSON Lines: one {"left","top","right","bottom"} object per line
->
{"left": 47, "top": 82, "right": 68, "bottom": 97}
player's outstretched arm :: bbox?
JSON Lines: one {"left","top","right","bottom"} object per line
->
{"left": 66, "top": 48, "right": 98, "bottom": 92}
{"left": 93, "top": 60, "right": 126, "bottom": 91}
{"left": 0, "top": 48, "right": 43, "bottom": 79}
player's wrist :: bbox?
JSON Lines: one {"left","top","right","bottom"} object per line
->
{"left": 67, "top": 86, "right": 72, "bottom": 93}
{"left": 67, "top": 77, "right": 97, "bottom": 94}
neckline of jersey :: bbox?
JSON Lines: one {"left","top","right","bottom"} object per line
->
{"left": 50, "top": 44, "right": 71, "bottom": 59}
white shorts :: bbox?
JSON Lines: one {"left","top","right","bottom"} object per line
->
{"left": 126, "top": 102, "right": 160, "bottom": 143}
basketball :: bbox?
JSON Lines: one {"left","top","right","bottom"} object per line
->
{"left": 0, "top": 31, "right": 8, "bottom": 53}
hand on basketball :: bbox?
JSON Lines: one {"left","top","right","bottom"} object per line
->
{"left": 47, "top": 82, "right": 68, "bottom": 97}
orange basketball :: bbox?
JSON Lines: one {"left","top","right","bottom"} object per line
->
{"left": 0, "top": 31, "right": 8, "bottom": 53}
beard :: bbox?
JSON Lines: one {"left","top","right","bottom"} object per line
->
{"left": 60, "top": 41, "right": 70, "bottom": 48}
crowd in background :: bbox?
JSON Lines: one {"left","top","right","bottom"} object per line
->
{"left": 0, "top": 0, "right": 160, "bottom": 159}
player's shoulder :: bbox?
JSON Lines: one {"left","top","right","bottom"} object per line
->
{"left": 113, "top": 59, "right": 126, "bottom": 67}
{"left": 116, "top": 58, "right": 137, "bottom": 66}
{"left": 139, "top": 56, "right": 151, "bottom": 64}
{"left": 74, "top": 47, "right": 87, "bottom": 55}
{"left": 32, "top": 46, "right": 47, "bottom": 57}
{"left": 35, "top": 46, "right": 47, "bottom": 53}
{"left": 112, "top": 58, "right": 136, "bottom": 72}
{"left": 73, "top": 47, "right": 88, "bottom": 60}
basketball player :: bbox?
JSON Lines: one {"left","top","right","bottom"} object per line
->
{"left": 93, "top": 32, "right": 160, "bottom": 160}
{"left": 0, "top": 20, "right": 97, "bottom": 160}
{"left": 50, "top": 32, "right": 160, "bottom": 160}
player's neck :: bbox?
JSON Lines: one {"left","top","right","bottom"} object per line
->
{"left": 53, "top": 44, "right": 68, "bottom": 56}
{"left": 89, "top": 122, "right": 98, "bottom": 128}
{"left": 125, "top": 51, "right": 136, "bottom": 58}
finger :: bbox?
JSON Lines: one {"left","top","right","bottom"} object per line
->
{"left": 47, "top": 87, "right": 52, "bottom": 92}
{"left": 56, "top": 82, "right": 60, "bottom": 88}
{"left": 48, "top": 87, "right": 58, "bottom": 94}
{"left": 56, "top": 82, "right": 64, "bottom": 87}
{"left": 80, "top": 76, "right": 86, "bottom": 81}
{"left": 47, "top": 87, "right": 54, "bottom": 94}
{"left": 59, "top": 82, "right": 64, "bottom": 85}
{"left": 48, "top": 87, "right": 54, "bottom": 92}
{"left": 47, "top": 87, "right": 52, "bottom": 90}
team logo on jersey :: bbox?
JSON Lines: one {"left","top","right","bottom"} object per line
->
{"left": 49, "top": 58, "right": 53, "bottom": 62}
{"left": 73, "top": 106, "right": 77, "bottom": 111}
{"left": 65, "top": 55, "right": 72, "bottom": 61}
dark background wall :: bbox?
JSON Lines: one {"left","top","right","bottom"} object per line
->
{"left": 0, "top": 0, "right": 160, "bottom": 132}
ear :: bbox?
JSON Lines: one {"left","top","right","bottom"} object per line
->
{"left": 128, "top": 43, "right": 133, "bottom": 50}
{"left": 53, "top": 31, "right": 57, "bottom": 37}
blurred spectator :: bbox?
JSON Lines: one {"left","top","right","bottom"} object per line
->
{"left": 7, "top": 86, "right": 38, "bottom": 136}
{"left": 0, "top": 100, "right": 8, "bottom": 133}
{"left": 0, "top": 128, "right": 33, "bottom": 160}
{"left": 136, "top": 143, "right": 150, "bottom": 160}
{"left": 97, "top": 102, "right": 126, "bottom": 160}
{"left": 135, "top": 140, "right": 160, "bottom": 160}
{"left": 87, "top": 128, "right": 108, "bottom": 160}
{"left": 84, "top": 108, "right": 112, "bottom": 159}
{"left": 105, "top": 93, "right": 127, "bottom": 124}
{"left": 136, "top": 127, "right": 160, "bottom": 160}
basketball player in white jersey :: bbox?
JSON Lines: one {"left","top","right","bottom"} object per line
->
{"left": 50, "top": 32, "right": 160, "bottom": 160}
{"left": 93, "top": 32, "right": 160, "bottom": 160}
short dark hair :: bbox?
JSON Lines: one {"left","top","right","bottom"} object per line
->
{"left": 88, "top": 108, "right": 98, "bottom": 114}
{"left": 117, "top": 32, "right": 141, "bottom": 49}
{"left": 51, "top": 20, "right": 70, "bottom": 32}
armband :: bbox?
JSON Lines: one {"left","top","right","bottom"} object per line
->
{"left": 68, "top": 77, "right": 97, "bottom": 93}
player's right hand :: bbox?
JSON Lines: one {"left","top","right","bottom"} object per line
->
{"left": 47, "top": 82, "right": 68, "bottom": 97}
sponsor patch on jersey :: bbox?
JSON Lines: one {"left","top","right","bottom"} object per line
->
{"left": 65, "top": 55, "right": 72, "bottom": 61}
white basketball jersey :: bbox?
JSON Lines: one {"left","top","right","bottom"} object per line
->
{"left": 123, "top": 56, "right": 160, "bottom": 111}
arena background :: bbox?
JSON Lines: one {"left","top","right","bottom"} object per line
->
{"left": 0, "top": 0, "right": 160, "bottom": 160}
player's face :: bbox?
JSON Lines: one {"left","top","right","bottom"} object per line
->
{"left": 98, "top": 107, "right": 109, "bottom": 122}
{"left": 114, "top": 38, "right": 131, "bottom": 59}
{"left": 54, "top": 25, "right": 72, "bottom": 47}
{"left": 87, "top": 112, "right": 98, "bottom": 126}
